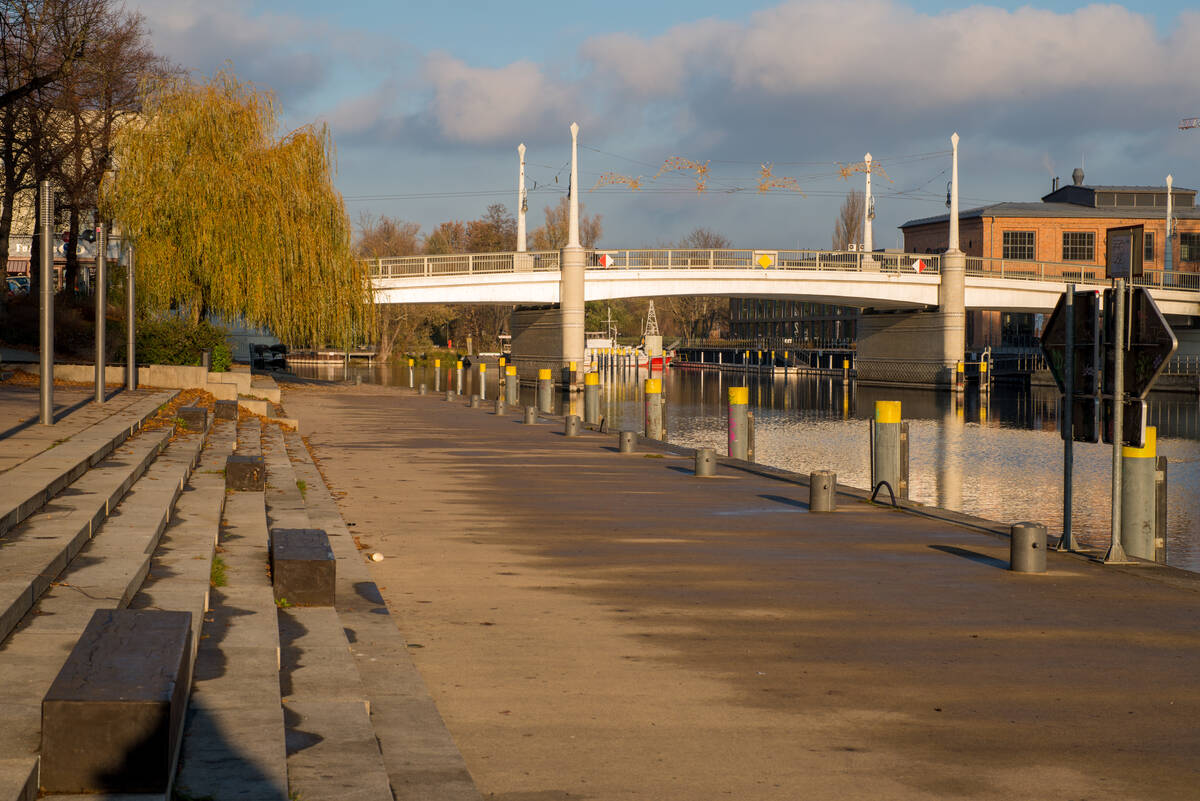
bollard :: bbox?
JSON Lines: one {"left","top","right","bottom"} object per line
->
{"left": 418, "top": 383, "right": 427, "bottom": 395}
{"left": 694, "top": 447, "right": 716, "bottom": 477}
{"left": 456, "top": 360, "right": 463, "bottom": 395}
{"left": 523, "top": 405, "right": 538, "bottom": 424}
{"left": 505, "top": 365, "right": 520, "bottom": 406}
{"left": 354, "top": 375, "right": 363, "bottom": 386}
{"left": 537, "top": 368, "right": 553, "bottom": 414}
{"left": 644, "top": 378, "right": 663, "bottom": 440}
{"left": 584, "top": 372, "right": 600, "bottom": 424}
{"left": 434, "top": 358, "right": 441, "bottom": 391}
{"left": 809, "top": 470, "right": 837, "bottom": 512}
{"left": 870, "top": 400, "right": 908, "bottom": 500}
{"left": 478, "top": 363, "right": 486, "bottom": 400}
{"left": 565, "top": 415, "right": 581, "bottom": 437}
{"left": 408, "top": 357, "right": 414, "bottom": 389}
{"left": 1010, "top": 522, "right": 1047, "bottom": 573}
{"left": 727, "top": 386, "right": 749, "bottom": 460}
{"left": 979, "top": 358, "right": 989, "bottom": 394}
{"left": 1121, "top": 427, "right": 1158, "bottom": 561}
{"left": 494, "top": 398, "right": 506, "bottom": 415}
{"left": 469, "top": 394, "right": 481, "bottom": 409}
{"left": 746, "top": 411, "right": 755, "bottom": 463}
{"left": 562, "top": 360, "right": 577, "bottom": 389}
{"left": 445, "top": 390, "right": 454, "bottom": 402}
{"left": 955, "top": 361, "right": 964, "bottom": 394}
{"left": 842, "top": 359, "right": 850, "bottom": 384}
{"left": 618, "top": 430, "right": 636, "bottom": 454}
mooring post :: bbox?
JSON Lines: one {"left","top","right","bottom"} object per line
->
{"left": 505, "top": 365, "right": 520, "bottom": 406}
{"left": 523, "top": 405, "right": 538, "bottom": 424}
{"left": 584, "top": 372, "right": 600, "bottom": 424}
{"left": 537, "top": 368, "right": 553, "bottom": 413}
{"left": 644, "top": 378, "right": 663, "bottom": 440}
{"left": 434, "top": 358, "right": 441, "bottom": 392}
{"left": 618, "top": 430, "right": 636, "bottom": 453}
{"left": 1121, "top": 426, "right": 1158, "bottom": 561}
{"left": 495, "top": 398, "right": 505, "bottom": 415}
{"left": 456, "top": 360, "right": 463, "bottom": 395}
{"left": 809, "top": 470, "right": 837, "bottom": 512}
{"left": 870, "top": 400, "right": 908, "bottom": 499}
{"left": 1010, "top": 522, "right": 1047, "bottom": 573}
{"left": 408, "top": 357, "right": 414, "bottom": 389}
{"left": 565, "top": 415, "right": 581, "bottom": 436}
{"left": 727, "top": 386, "right": 748, "bottom": 460}
{"left": 694, "top": 447, "right": 716, "bottom": 477}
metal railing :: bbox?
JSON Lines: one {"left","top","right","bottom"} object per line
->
{"left": 366, "top": 248, "right": 1200, "bottom": 293}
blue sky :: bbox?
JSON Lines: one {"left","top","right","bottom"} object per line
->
{"left": 128, "top": 1, "right": 1200, "bottom": 250}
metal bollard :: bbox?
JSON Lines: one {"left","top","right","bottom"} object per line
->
{"left": 408, "top": 358, "right": 414, "bottom": 389}
{"left": 746, "top": 411, "right": 755, "bottom": 463}
{"left": 1121, "top": 427, "right": 1158, "bottom": 561}
{"left": 355, "top": 375, "right": 363, "bottom": 386}
{"left": 565, "top": 415, "right": 581, "bottom": 437}
{"left": 495, "top": 398, "right": 506, "bottom": 415}
{"left": 870, "top": 401, "right": 908, "bottom": 500}
{"left": 618, "top": 430, "right": 636, "bottom": 453}
{"left": 456, "top": 360, "right": 463, "bottom": 395}
{"left": 434, "top": 358, "right": 441, "bottom": 392}
{"left": 505, "top": 365, "right": 520, "bottom": 406}
{"left": 523, "top": 405, "right": 538, "bottom": 424}
{"left": 584, "top": 372, "right": 600, "bottom": 424}
{"left": 418, "top": 383, "right": 427, "bottom": 395}
{"left": 728, "top": 386, "right": 748, "bottom": 459}
{"left": 644, "top": 378, "right": 663, "bottom": 440}
{"left": 694, "top": 447, "right": 716, "bottom": 477}
{"left": 537, "top": 368, "right": 553, "bottom": 414}
{"left": 445, "top": 390, "right": 454, "bottom": 402}
{"left": 809, "top": 470, "right": 837, "bottom": 512}
{"left": 469, "top": 394, "right": 480, "bottom": 409}
{"left": 478, "top": 363, "right": 486, "bottom": 400}
{"left": 1010, "top": 522, "right": 1047, "bottom": 573}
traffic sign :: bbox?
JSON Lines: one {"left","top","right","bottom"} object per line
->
{"left": 1061, "top": 396, "right": 1100, "bottom": 443}
{"left": 1041, "top": 289, "right": 1101, "bottom": 396}
{"left": 598, "top": 253, "right": 615, "bottom": 267}
{"left": 755, "top": 252, "right": 775, "bottom": 268}
{"left": 1106, "top": 224, "right": 1144, "bottom": 279}
{"left": 1102, "top": 397, "right": 1148, "bottom": 449}
{"left": 1102, "top": 286, "right": 1177, "bottom": 399}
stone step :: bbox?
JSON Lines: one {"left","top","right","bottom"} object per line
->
{"left": 236, "top": 417, "right": 263, "bottom": 458}
{"left": 262, "top": 424, "right": 313, "bottom": 532}
{"left": 0, "top": 390, "right": 178, "bottom": 537}
{"left": 175, "top": 491, "right": 289, "bottom": 800}
{"left": 0, "top": 429, "right": 206, "bottom": 798}
{"left": 0, "top": 427, "right": 171, "bottom": 645}
{"left": 283, "top": 429, "right": 483, "bottom": 800}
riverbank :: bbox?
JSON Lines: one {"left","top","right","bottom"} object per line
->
{"left": 287, "top": 382, "right": 1200, "bottom": 801}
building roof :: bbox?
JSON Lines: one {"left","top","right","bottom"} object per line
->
{"left": 900, "top": 201, "right": 1200, "bottom": 229}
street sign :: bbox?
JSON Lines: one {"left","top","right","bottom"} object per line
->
{"left": 1102, "top": 397, "right": 1148, "bottom": 449}
{"left": 910, "top": 258, "right": 927, "bottom": 273}
{"left": 598, "top": 253, "right": 615, "bottom": 267}
{"left": 754, "top": 252, "right": 775, "bottom": 268}
{"left": 1061, "top": 396, "right": 1100, "bottom": 443}
{"left": 1106, "top": 224, "right": 1144, "bottom": 279}
{"left": 1102, "top": 286, "right": 1178, "bottom": 399}
{"left": 1041, "top": 289, "right": 1101, "bottom": 396}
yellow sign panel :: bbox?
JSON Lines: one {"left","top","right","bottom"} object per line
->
{"left": 756, "top": 254, "right": 773, "bottom": 268}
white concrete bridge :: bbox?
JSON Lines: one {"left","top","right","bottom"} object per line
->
{"left": 369, "top": 248, "right": 1200, "bottom": 318}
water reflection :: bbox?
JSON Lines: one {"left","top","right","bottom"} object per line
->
{"left": 293, "top": 359, "right": 1200, "bottom": 573}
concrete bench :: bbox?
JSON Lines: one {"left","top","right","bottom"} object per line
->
{"left": 40, "top": 609, "right": 192, "bottom": 794}
{"left": 226, "top": 453, "right": 266, "bottom": 491}
{"left": 271, "top": 528, "right": 336, "bottom": 607}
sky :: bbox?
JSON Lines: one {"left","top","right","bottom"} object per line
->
{"left": 125, "top": 0, "right": 1200, "bottom": 251}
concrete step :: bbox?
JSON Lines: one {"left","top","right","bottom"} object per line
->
{"left": 0, "top": 429, "right": 206, "bottom": 799}
{"left": 175, "top": 491, "right": 289, "bottom": 800}
{"left": 236, "top": 417, "right": 263, "bottom": 457}
{"left": 262, "top": 424, "right": 311, "bottom": 532}
{"left": 283, "top": 429, "right": 483, "bottom": 800}
{"left": 0, "top": 427, "right": 171, "bottom": 645}
{"left": 0, "top": 390, "right": 178, "bottom": 537}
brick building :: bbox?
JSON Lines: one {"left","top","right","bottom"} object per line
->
{"left": 900, "top": 170, "right": 1200, "bottom": 348}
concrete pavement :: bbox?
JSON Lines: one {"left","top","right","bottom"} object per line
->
{"left": 286, "top": 382, "right": 1200, "bottom": 801}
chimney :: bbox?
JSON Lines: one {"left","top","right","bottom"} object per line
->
{"left": 1072, "top": 167, "right": 1085, "bottom": 186}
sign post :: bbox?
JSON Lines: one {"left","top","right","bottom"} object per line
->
{"left": 1105, "top": 280, "right": 1130, "bottom": 564}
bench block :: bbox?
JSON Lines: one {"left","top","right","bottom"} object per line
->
{"left": 226, "top": 453, "right": 266, "bottom": 491}
{"left": 41, "top": 609, "right": 192, "bottom": 793}
{"left": 214, "top": 399, "right": 239, "bottom": 420}
{"left": 272, "top": 528, "right": 336, "bottom": 606}
{"left": 177, "top": 405, "right": 208, "bottom": 430}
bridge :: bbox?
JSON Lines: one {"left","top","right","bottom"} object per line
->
{"left": 369, "top": 249, "right": 1200, "bottom": 317}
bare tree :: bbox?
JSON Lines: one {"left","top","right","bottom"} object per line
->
{"left": 529, "top": 196, "right": 601, "bottom": 249}
{"left": 666, "top": 227, "right": 732, "bottom": 339}
{"left": 832, "top": 189, "right": 863, "bottom": 250}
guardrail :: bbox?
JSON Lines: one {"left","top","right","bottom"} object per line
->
{"left": 367, "top": 248, "right": 1200, "bottom": 293}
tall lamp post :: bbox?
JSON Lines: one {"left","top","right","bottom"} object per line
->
{"left": 39, "top": 180, "right": 54, "bottom": 425}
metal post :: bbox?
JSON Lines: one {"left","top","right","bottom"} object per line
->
{"left": 746, "top": 411, "right": 755, "bottom": 463}
{"left": 126, "top": 243, "right": 136, "bottom": 391}
{"left": 523, "top": 405, "right": 538, "bottom": 424}
{"left": 694, "top": 447, "right": 716, "bottom": 477}
{"left": 727, "top": 386, "right": 748, "bottom": 459}
{"left": 478, "top": 363, "right": 486, "bottom": 400}
{"left": 809, "top": 470, "right": 837, "bottom": 512}
{"left": 39, "top": 180, "right": 54, "bottom": 424}
{"left": 871, "top": 400, "right": 907, "bottom": 499}
{"left": 1155, "top": 456, "right": 1168, "bottom": 563}
{"left": 434, "top": 358, "right": 441, "bottom": 392}
{"left": 537, "top": 368, "right": 553, "bottom": 413}
{"left": 618, "top": 430, "right": 636, "bottom": 453}
{"left": 584, "top": 372, "right": 600, "bottom": 424}
{"left": 644, "top": 378, "right": 663, "bottom": 440}
{"left": 1121, "top": 426, "right": 1157, "bottom": 560}
{"left": 505, "top": 365, "right": 520, "bottom": 406}
{"left": 408, "top": 357, "right": 414, "bottom": 389}
{"left": 564, "top": 415, "right": 581, "bottom": 437}
{"left": 1010, "top": 522, "right": 1047, "bottom": 573}
{"left": 1105, "top": 279, "right": 1130, "bottom": 563}
{"left": 94, "top": 222, "right": 107, "bottom": 403}
{"left": 456, "top": 360, "right": 463, "bottom": 395}
{"left": 1059, "top": 287, "right": 1076, "bottom": 551}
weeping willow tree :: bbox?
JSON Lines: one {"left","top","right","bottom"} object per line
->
{"left": 100, "top": 70, "right": 373, "bottom": 348}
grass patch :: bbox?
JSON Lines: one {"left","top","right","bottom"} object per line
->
{"left": 210, "top": 555, "right": 228, "bottom": 587}
{"left": 275, "top": 597, "right": 292, "bottom": 608}
{"left": 296, "top": 479, "right": 307, "bottom": 498}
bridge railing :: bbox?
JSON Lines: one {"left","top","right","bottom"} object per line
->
{"left": 965, "top": 257, "right": 1200, "bottom": 291}
{"left": 369, "top": 251, "right": 560, "bottom": 278}
{"left": 587, "top": 249, "right": 942, "bottom": 274}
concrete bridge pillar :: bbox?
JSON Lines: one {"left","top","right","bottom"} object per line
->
{"left": 939, "top": 133, "right": 966, "bottom": 379}
{"left": 560, "top": 122, "right": 585, "bottom": 383}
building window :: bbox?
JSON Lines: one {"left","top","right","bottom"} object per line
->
{"left": 1181, "top": 233, "right": 1200, "bottom": 263}
{"left": 1062, "top": 232, "right": 1095, "bottom": 261}
{"left": 1144, "top": 232, "right": 1155, "bottom": 263}
{"left": 1002, "top": 231, "right": 1035, "bottom": 260}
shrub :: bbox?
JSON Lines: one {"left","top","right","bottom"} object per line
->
{"left": 119, "top": 317, "right": 233, "bottom": 372}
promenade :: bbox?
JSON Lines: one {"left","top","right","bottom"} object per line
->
{"left": 288, "top": 382, "right": 1200, "bottom": 801}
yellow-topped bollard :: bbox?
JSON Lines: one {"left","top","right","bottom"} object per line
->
{"left": 407, "top": 357, "right": 415, "bottom": 388}
{"left": 434, "top": 358, "right": 441, "bottom": 391}
{"left": 728, "top": 386, "right": 749, "bottom": 460}
{"left": 505, "top": 364, "right": 519, "bottom": 406}
{"left": 537, "top": 368, "right": 553, "bottom": 414}
{"left": 644, "top": 378, "right": 663, "bottom": 440}
{"left": 871, "top": 400, "right": 907, "bottom": 500}
{"left": 1121, "top": 426, "right": 1162, "bottom": 561}
{"left": 455, "top": 359, "right": 464, "bottom": 395}
{"left": 584, "top": 371, "right": 601, "bottom": 424}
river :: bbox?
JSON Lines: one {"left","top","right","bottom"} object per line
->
{"left": 294, "top": 360, "right": 1200, "bottom": 573}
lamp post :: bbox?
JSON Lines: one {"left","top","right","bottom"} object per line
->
{"left": 39, "top": 180, "right": 54, "bottom": 425}
{"left": 1165, "top": 174, "right": 1174, "bottom": 275}
{"left": 517, "top": 143, "right": 527, "bottom": 253}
